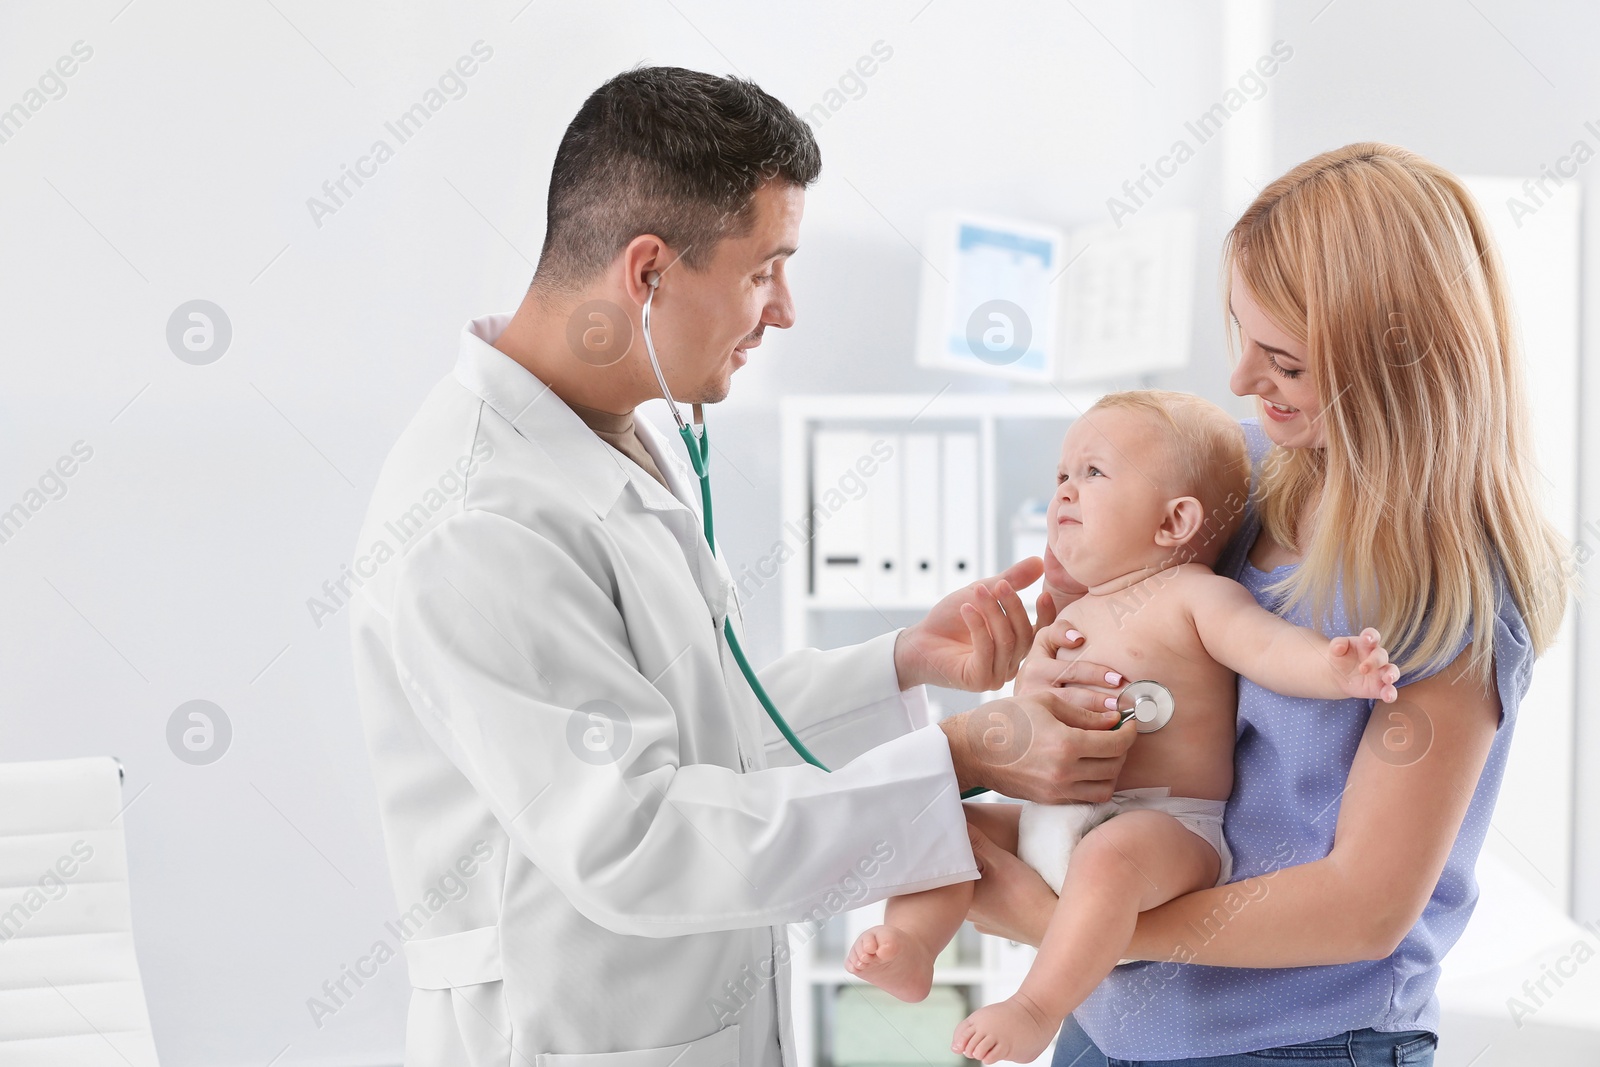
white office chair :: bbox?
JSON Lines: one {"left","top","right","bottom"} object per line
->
{"left": 0, "top": 756, "right": 161, "bottom": 1066}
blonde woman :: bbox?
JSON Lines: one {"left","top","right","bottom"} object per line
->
{"left": 967, "top": 143, "right": 1572, "bottom": 1065}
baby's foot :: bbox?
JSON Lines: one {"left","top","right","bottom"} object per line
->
{"left": 952, "top": 994, "right": 1057, "bottom": 1065}
{"left": 844, "top": 925, "right": 936, "bottom": 1002}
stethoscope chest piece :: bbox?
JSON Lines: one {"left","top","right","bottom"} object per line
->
{"left": 1117, "top": 679, "right": 1175, "bottom": 733}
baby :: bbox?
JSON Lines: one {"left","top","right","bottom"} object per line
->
{"left": 845, "top": 390, "right": 1401, "bottom": 1064}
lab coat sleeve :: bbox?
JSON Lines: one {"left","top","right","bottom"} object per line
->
{"left": 388, "top": 510, "right": 977, "bottom": 939}
{"left": 752, "top": 634, "right": 929, "bottom": 770}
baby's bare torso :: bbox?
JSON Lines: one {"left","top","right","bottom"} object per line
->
{"left": 1062, "top": 563, "right": 1237, "bottom": 801}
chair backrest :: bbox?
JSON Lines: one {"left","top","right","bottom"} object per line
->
{"left": 0, "top": 756, "right": 161, "bottom": 1065}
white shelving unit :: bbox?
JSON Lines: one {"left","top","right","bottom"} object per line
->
{"left": 778, "top": 390, "right": 1106, "bottom": 1067}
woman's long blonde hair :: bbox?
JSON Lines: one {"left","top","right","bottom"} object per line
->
{"left": 1225, "top": 142, "right": 1572, "bottom": 689}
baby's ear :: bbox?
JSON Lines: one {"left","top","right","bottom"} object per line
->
{"left": 1154, "top": 496, "right": 1206, "bottom": 549}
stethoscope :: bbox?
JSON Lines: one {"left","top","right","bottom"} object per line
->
{"left": 639, "top": 271, "right": 1174, "bottom": 800}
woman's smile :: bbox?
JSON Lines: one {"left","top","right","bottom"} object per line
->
{"left": 1262, "top": 398, "right": 1299, "bottom": 422}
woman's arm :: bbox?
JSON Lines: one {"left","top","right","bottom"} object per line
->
{"left": 1130, "top": 640, "right": 1498, "bottom": 965}
{"left": 969, "top": 642, "right": 1500, "bottom": 966}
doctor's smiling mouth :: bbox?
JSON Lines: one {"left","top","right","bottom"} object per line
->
{"left": 733, "top": 326, "right": 763, "bottom": 367}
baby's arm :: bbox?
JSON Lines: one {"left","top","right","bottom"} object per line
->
{"left": 1187, "top": 574, "right": 1401, "bottom": 702}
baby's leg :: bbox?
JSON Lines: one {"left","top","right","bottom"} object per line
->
{"left": 953, "top": 810, "right": 1217, "bottom": 1065}
{"left": 847, "top": 802, "right": 1021, "bottom": 1002}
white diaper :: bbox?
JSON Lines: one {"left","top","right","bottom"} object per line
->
{"left": 1015, "top": 786, "right": 1233, "bottom": 895}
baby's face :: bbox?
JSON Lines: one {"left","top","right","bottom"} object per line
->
{"left": 1045, "top": 408, "right": 1183, "bottom": 588}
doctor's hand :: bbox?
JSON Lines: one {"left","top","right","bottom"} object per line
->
{"left": 894, "top": 557, "right": 1043, "bottom": 692}
{"left": 939, "top": 689, "right": 1136, "bottom": 804}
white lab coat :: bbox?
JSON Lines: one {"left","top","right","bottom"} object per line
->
{"left": 350, "top": 314, "right": 978, "bottom": 1067}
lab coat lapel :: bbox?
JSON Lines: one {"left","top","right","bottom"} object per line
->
{"left": 453, "top": 318, "right": 630, "bottom": 521}
{"left": 451, "top": 317, "right": 734, "bottom": 625}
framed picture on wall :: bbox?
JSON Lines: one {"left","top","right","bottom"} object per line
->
{"left": 913, "top": 208, "right": 1198, "bottom": 385}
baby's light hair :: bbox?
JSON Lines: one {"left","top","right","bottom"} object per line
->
{"left": 1086, "top": 390, "right": 1250, "bottom": 567}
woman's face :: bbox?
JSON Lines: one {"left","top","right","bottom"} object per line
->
{"left": 1227, "top": 263, "right": 1324, "bottom": 449}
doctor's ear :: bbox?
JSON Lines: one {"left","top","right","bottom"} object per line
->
{"left": 618, "top": 233, "right": 672, "bottom": 304}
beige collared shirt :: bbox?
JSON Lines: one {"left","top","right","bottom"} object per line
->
{"left": 565, "top": 399, "right": 670, "bottom": 492}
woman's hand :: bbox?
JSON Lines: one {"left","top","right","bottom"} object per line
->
{"left": 1013, "top": 617, "right": 1125, "bottom": 716}
{"left": 965, "top": 822, "right": 1057, "bottom": 948}
{"left": 896, "top": 558, "right": 1042, "bottom": 692}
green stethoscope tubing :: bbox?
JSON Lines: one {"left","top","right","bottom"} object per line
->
{"left": 641, "top": 277, "right": 846, "bottom": 784}
{"left": 674, "top": 417, "right": 837, "bottom": 779}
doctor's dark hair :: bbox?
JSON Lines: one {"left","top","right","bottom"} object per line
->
{"left": 532, "top": 66, "right": 821, "bottom": 292}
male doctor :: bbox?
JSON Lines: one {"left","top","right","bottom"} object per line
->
{"left": 350, "top": 66, "right": 1134, "bottom": 1067}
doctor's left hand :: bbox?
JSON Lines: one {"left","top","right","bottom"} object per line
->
{"left": 894, "top": 557, "right": 1043, "bottom": 692}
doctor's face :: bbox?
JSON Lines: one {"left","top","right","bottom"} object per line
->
{"left": 657, "top": 181, "right": 801, "bottom": 404}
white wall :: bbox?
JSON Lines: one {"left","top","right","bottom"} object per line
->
{"left": 0, "top": 3, "right": 1228, "bottom": 1064}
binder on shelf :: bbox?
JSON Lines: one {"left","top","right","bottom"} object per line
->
{"left": 902, "top": 433, "right": 943, "bottom": 604}
{"left": 864, "top": 433, "right": 904, "bottom": 602}
{"left": 941, "top": 432, "right": 980, "bottom": 590}
{"left": 812, "top": 430, "right": 872, "bottom": 600}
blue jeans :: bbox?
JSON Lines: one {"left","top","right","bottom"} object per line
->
{"left": 1051, "top": 1016, "right": 1438, "bottom": 1066}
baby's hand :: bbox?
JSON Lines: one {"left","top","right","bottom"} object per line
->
{"left": 1329, "top": 627, "right": 1400, "bottom": 702}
